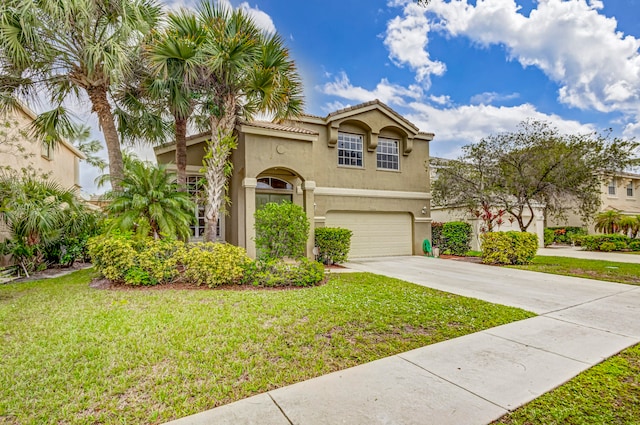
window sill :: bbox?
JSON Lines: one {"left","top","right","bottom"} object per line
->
{"left": 376, "top": 168, "right": 401, "bottom": 173}
{"left": 337, "top": 165, "right": 365, "bottom": 170}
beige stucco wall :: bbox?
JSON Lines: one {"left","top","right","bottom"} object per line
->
{"left": 1, "top": 106, "right": 82, "bottom": 189}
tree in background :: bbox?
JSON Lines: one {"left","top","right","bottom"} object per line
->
{"left": 106, "top": 159, "right": 195, "bottom": 240}
{"left": 594, "top": 210, "right": 622, "bottom": 234}
{"left": 432, "top": 120, "right": 640, "bottom": 231}
{"left": 0, "top": 0, "right": 161, "bottom": 190}
{"left": 196, "top": 2, "right": 303, "bottom": 241}
{"left": 67, "top": 124, "right": 107, "bottom": 171}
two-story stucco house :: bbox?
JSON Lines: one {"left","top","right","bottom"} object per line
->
{"left": 155, "top": 100, "right": 434, "bottom": 259}
{"left": 0, "top": 101, "right": 85, "bottom": 189}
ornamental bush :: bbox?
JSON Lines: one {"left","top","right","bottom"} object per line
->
{"left": 242, "top": 257, "right": 325, "bottom": 287}
{"left": 629, "top": 240, "right": 640, "bottom": 251}
{"left": 177, "top": 242, "right": 251, "bottom": 288}
{"left": 546, "top": 226, "right": 587, "bottom": 245}
{"left": 314, "top": 227, "right": 352, "bottom": 264}
{"left": 255, "top": 201, "right": 309, "bottom": 259}
{"left": 544, "top": 228, "right": 554, "bottom": 247}
{"left": 581, "top": 234, "right": 632, "bottom": 251}
{"left": 88, "top": 233, "right": 184, "bottom": 285}
{"left": 481, "top": 231, "right": 538, "bottom": 265}
{"left": 441, "top": 221, "right": 472, "bottom": 255}
{"left": 431, "top": 222, "right": 444, "bottom": 248}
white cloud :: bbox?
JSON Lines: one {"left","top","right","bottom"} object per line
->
{"left": 426, "top": 0, "right": 640, "bottom": 113}
{"left": 470, "top": 91, "right": 520, "bottom": 105}
{"left": 239, "top": 2, "right": 276, "bottom": 34}
{"left": 429, "top": 94, "right": 451, "bottom": 105}
{"left": 319, "top": 72, "right": 424, "bottom": 106}
{"left": 384, "top": 1, "right": 446, "bottom": 87}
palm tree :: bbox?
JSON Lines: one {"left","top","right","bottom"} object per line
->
{"left": 114, "top": 10, "right": 209, "bottom": 190}
{"left": 67, "top": 124, "right": 107, "bottom": 171}
{"left": 106, "top": 159, "right": 195, "bottom": 240}
{"left": 594, "top": 210, "right": 622, "bottom": 234}
{"left": 197, "top": 2, "right": 303, "bottom": 241}
{"left": 619, "top": 215, "right": 640, "bottom": 238}
{"left": 0, "top": 174, "right": 90, "bottom": 275}
{"left": 0, "top": 0, "right": 161, "bottom": 190}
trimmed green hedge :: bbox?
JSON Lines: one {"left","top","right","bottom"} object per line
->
{"left": 440, "top": 221, "right": 472, "bottom": 256}
{"left": 581, "top": 234, "right": 633, "bottom": 252}
{"left": 546, "top": 226, "right": 587, "bottom": 245}
{"left": 314, "top": 227, "right": 352, "bottom": 264}
{"left": 481, "top": 231, "right": 538, "bottom": 265}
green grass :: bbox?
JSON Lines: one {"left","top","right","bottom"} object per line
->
{"left": 0, "top": 269, "right": 533, "bottom": 424}
{"left": 511, "top": 256, "right": 640, "bottom": 285}
{"left": 494, "top": 342, "right": 640, "bottom": 425}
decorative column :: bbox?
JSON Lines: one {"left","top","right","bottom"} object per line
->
{"left": 243, "top": 177, "right": 257, "bottom": 258}
{"left": 302, "top": 180, "right": 316, "bottom": 259}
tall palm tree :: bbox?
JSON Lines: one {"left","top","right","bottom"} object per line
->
{"left": 0, "top": 0, "right": 161, "bottom": 190}
{"left": 197, "top": 2, "right": 303, "bottom": 241}
{"left": 107, "top": 160, "right": 195, "bottom": 240}
{"left": 594, "top": 210, "right": 622, "bottom": 234}
{"left": 115, "top": 9, "right": 209, "bottom": 190}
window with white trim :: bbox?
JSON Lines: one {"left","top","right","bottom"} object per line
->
{"left": 186, "top": 175, "right": 220, "bottom": 239}
{"left": 376, "top": 138, "right": 399, "bottom": 170}
{"left": 627, "top": 182, "right": 634, "bottom": 197}
{"left": 338, "top": 132, "right": 363, "bottom": 167}
{"left": 608, "top": 179, "right": 617, "bottom": 196}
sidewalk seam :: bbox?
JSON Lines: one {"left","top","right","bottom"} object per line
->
{"left": 540, "top": 286, "right": 639, "bottom": 315}
{"left": 268, "top": 393, "right": 294, "bottom": 425}
{"left": 396, "top": 355, "right": 511, "bottom": 413}
{"left": 538, "top": 315, "right": 640, "bottom": 340}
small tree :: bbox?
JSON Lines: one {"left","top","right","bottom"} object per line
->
{"left": 432, "top": 120, "right": 640, "bottom": 231}
{"left": 254, "top": 202, "right": 309, "bottom": 259}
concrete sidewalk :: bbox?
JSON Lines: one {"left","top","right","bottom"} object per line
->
{"left": 165, "top": 257, "right": 640, "bottom": 425}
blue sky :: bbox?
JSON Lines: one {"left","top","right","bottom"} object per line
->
{"left": 79, "top": 0, "right": 640, "bottom": 192}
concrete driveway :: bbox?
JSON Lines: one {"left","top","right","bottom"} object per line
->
{"left": 166, "top": 256, "right": 640, "bottom": 425}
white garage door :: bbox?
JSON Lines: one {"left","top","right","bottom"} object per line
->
{"left": 325, "top": 212, "right": 413, "bottom": 258}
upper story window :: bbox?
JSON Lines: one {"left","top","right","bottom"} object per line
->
{"left": 377, "top": 138, "right": 399, "bottom": 170}
{"left": 41, "top": 142, "right": 53, "bottom": 160}
{"left": 627, "top": 182, "right": 634, "bottom": 197}
{"left": 608, "top": 179, "right": 617, "bottom": 196}
{"left": 338, "top": 132, "right": 363, "bottom": 167}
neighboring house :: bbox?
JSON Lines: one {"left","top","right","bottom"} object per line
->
{"left": 0, "top": 101, "right": 85, "bottom": 189}
{"left": 548, "top": 171, "right": 640, "bottom": 231}
{"left": 429, "top": 157, "right": 545, "bottom": 250}
{"left": 155, "top": 100, "right": 434, "bottom": 259}
{"left": 1, "top": 101, "right": 86, "bottom": 244}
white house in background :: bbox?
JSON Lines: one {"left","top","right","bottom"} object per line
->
{"left": 429, "top": 158, "right": 545, "bottom": 250}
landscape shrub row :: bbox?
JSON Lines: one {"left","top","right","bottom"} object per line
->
{"left": 579, "top": 234, "right": 640, "bottom": 252}
{"left": 88, "top": 233, "right": 324, "bottom": 288}
{"left": 480, "top": 231, "right": 538, "bottom": 265}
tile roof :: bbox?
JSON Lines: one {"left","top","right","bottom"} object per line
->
{"left": 242, "top": 120, "right": 318, "bottom": 135}
{"left": 326, "top": 99, "right": 420, "bottom": 131}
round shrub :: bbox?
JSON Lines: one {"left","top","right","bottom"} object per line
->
{"left": 314, "top": 227, "right": 352, "bottom": 264}
{"left": 255, "top": 201, "right": 309, "bottom": 259}
{"left": 441, "top": 221, "right": 472, "bottom": 256}
{"left": 481, "top": 231, "right": 538, "bottom": 265}
{"left": 87, "top": 233, "right": 137, "bottom": 282}
{"left": 629, "top": 240, "right": 640, "bottom": 251}
{"left": 177, "top": 242, "right": 251, "bottom": 288}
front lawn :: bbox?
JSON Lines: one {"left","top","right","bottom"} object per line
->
{"left": 0, "top": 269, "right": 533, "bottom": 424}
{"left": 494, "top": 342, "right": 640, "bottom": 425}
{"left": 511, "top": 256, "right": 640, "bottom": 286}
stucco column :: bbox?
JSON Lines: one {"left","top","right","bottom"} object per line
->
{"left": 243, "top": 177, "right": 258, "bottom": 258}
{"left": 302, "top": 181, "right": 316, "bottom": 259}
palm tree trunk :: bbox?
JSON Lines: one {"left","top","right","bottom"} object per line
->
{"left": 204, "top": 97, "right": 237, "bottom": 242}
{"left": 86, "top": 85, "right": 124, "bottom": 191}
{"left": 175, "top": 117, "right": 188, "bottom": 191}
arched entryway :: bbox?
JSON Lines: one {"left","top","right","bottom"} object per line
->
{"left": 240, "top": 167, "right": 316, "bottom": 258}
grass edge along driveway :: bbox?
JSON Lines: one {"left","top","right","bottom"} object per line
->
{"left": 0, "top": 268, "right": 533, "bottom": 424}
